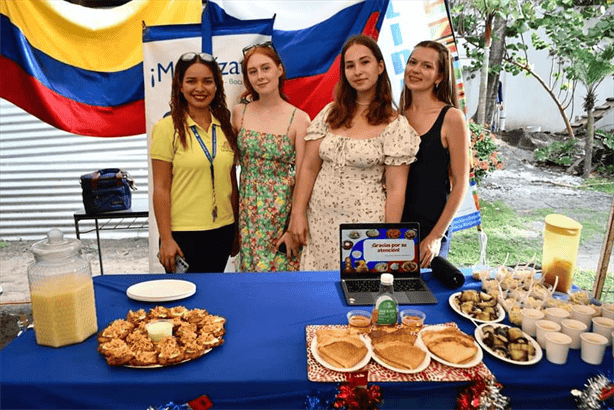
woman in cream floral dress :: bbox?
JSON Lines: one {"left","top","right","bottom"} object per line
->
{"left": 232, "top": 42, "right": 310, "bottom": 272}
{"left": 289, "top": 35, "right": 420, "bottom": 271}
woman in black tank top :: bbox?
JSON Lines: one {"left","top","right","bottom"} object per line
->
{"left": 399, "top": 41, "right": 470, "bottom": 268}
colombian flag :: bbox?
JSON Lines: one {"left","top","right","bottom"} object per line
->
{"left": 0, "top": 0, "right": 201, "bottom": 137}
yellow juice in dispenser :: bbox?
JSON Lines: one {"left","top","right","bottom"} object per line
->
{"left": 542, "top": 214, "right": 582, "bottom": 293}
{"left": 28, "top": 229, "right": 98, "bottom": 347}
{"left": 30, "top": 273, "right": 98, "bottom": 347}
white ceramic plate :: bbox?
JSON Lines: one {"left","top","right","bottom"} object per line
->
{"left": 449, "top": 292, "right": 506, "bottom": 324}
{"left": 371, "top": 340, "right": 431, "bottom": 374}
{"left": 126, "top": 279, "right": 196, "bottom": 302}
{"left": 418, "top": 324, "right": 483, "bottom": 368}
{"left": 310, "top": 336, "right": 372, "bottom": 373}
{"left": 474, "top": 324, "right": 542, "bottom": 366}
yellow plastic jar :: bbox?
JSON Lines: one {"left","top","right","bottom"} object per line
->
{"left": 542, "top": 214, "right": 583, "bottom": 293}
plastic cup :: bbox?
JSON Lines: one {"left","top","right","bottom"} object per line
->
{"left": 535, "top": 320, "right": 561, "bottom": 349}
{"left": 146, "top": 320, "right": 173, "bottom": 342}
{"left": 400, "top": 309, "right": 426, "bottom": 332}
{"left": 545, "top": 307, "right": 570, "bottom": 325}
{"left": 592, "top": 317, "right": 614, "bottom": 346}
{"left": 521, "top": 308, "right": 545, "bottom": 337}
{"left": 602, "top": 304, "right": 614, "bottom": 320}
{"left": 561, "top": 319, "right": 587, "bottom": 349}
{"left": 544, "top": 332, "right": 572, "bottom": 364}
{"left": 571, "top": 305, "right": 596, "bottom": 329}
{"left": 580, "top": 332, "right": 608, "bottom": 365}
{"left": 347, "top": 310, "right": 371, "bottom": 334}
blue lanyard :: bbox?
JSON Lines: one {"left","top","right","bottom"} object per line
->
{"left": 191, "top": 124, "right": 218, "bottom": 221}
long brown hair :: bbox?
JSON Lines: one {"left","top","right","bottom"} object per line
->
{"left": 239, "top": 45, "right": 288, "bottom": 103}
{"left": 169, "top": 55, "right": 237, "bottom": 151}
{"left": 399, "top": 40, "right": 459, "bottom": 112}
{"left": 327, "top": 34, "right": 394, "bottom": 129}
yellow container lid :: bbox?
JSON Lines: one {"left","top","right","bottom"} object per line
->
{"left": 544, "top": 214, "right": 582, "bottom": 235}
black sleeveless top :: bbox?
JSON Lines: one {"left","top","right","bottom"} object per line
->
{"left": 402, "top": 105, "right": 452, "bottom": 238}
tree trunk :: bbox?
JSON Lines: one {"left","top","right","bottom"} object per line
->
{"left": 584, "top": 106, "right": 595, "bottom": 178}
{"left": 506, "top": 58, "right": 575, "bottom": 138}
{"left": 476, "top": 14, "right": 493, "bottom": 125}
{"left": 485, "top": 14, "right": 506, "bottom": 128}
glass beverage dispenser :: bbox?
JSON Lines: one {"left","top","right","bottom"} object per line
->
{"left": 27, "top": 229, "right": 98, "bottom": 347}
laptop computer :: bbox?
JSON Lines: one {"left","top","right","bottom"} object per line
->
{"left": 339, "top": 222, "right": 437, "bottom": 306}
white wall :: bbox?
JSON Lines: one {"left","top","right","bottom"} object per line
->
{"left": 458, "top": 38, "right": 614, "bottom": 133}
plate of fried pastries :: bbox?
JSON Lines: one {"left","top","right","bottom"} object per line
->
{"left": 417, "top": 325, "right": 483, "bottom": 368}
{"left": 369, "top": 328, "right": 431, "bottom": 374}
{"left": 97, "top": 306, "right": 225, "bottom": 367}
{"left": 311, "top": 328, "right": 372, "bottom": 372}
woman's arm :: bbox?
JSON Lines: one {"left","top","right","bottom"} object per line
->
{"left": 152, "top": 159, "right": 182, "bottom": 272}
{"left": 276, "top": 110, "right": 311, "bottom": 257}
{"left": 420, "top": 108, "right": 470, "bottom": 267}
{"left": 288, "top": 138, "right": 323, "bottom": 245}
{"left": 384, "top": 164, "right": 410, "bottom": 222}
{"left": 231, "top": 103, "right": 245, "bottom": 133}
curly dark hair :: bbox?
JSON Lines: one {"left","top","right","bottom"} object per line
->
{"left": 169, "top": 55, "right": 237, "bottom": 152}
{"left": 399, "top": 40, "right": 459, "bottom": 112}
{"left": 327, "top": 34, "right": 394, "bottom": 129}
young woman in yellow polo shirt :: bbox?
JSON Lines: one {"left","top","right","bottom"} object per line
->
{"left": 151, "top": 53, "right": 238, "bottom": 273}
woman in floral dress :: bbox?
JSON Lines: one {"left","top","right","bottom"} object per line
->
{"left": 289, "top": 35, "right": 420, "bottom": 271}
{"left": 232, "top": 42, "right": 310, "bottom": 272}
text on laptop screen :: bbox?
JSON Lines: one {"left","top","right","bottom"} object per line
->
{"left": 340, "top": 225, "right": 419, "bottom": 275}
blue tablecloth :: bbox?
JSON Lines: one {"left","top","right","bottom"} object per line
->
{"left": 1, "top": 270, "right": 611, "bottom": 409}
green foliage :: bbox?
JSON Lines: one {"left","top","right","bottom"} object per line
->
{"left": 596, "top": 129, "right": 614, "bottom": 151}
{"left": 468, "top": 123, "right": 504, "bottom": 184}
{"left": 0, "top": 242, "right": 8, "bottom": 250}
{"left": 534, "top": 138, "right": 579, "bottom": 166}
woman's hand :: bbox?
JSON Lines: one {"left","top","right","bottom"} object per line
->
{"left": 419, "top": 234, "right": 442, "bottom": 269}
{"left": 275, "top": 232, "right": 299, "bottom": 258}
{"left": 288, "top": 213, "right": 310, "bottom": 246}
{"left": 158, "top": 239, "right": 183, "bottom": 273}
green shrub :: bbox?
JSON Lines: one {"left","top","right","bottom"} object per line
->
{"left": 534, "top": 138, "right": 579, "bottom": 166}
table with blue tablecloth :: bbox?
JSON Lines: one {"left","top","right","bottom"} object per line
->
{"left": 1, "top": 269, "right": 611, "bottom": 409}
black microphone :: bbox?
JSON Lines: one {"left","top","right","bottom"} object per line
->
{"left": 431, "top": 256, "right": 465, "bottom": 289}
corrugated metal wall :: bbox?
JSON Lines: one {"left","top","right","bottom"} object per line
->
{"left": 0, "top": 99, "right": 150, "bottom": 241}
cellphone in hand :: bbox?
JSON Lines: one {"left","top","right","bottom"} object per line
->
{"left": 174, "top": 255, "right": 189, "bottom": 273}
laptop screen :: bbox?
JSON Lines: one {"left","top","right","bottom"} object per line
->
{"left": 339, "top": 223, "right": 421, "bottom": 279}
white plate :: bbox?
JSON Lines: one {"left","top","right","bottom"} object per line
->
{"left": 371, "top": 340, "right": 431, "bottom": 374}
{"left": 449, "top": 292, "right": 505, "bottom": 324}
{"left": 474, "top": 324, "right": 542, "bottom": 366}
{"left": 418, "top": 325, "right": 483, "bottom": 368}
{"left": 126, "top": 279, "right": 196, "bottom": 302}
{"left": 310, "top": 336, "right": 372, "bottom": 373}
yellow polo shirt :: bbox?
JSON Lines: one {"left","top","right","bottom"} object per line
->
{"left": 150, "top": 115, "right": 235, "bottom": 231}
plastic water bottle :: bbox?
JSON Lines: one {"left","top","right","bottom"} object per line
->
{"left": 371, "top": 273, "right": 398, "bottom": 327}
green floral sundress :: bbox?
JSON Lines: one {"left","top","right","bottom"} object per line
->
{"left": 237, "top": 106, "right": 300, "bottom": 272}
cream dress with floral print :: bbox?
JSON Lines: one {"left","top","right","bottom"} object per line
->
{"left": 300, "top": 104, "right": 420, "bottom": 271}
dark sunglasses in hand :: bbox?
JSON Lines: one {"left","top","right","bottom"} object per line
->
{"left": 179, "top": 52, "right": 215, "bottom": 62}
{"left": 242, "top": 41, "right": 278, "bottom": 57}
